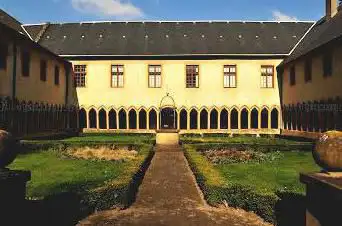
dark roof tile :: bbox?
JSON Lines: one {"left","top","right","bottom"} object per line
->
{"left": 24, "top": 21, "right": 313, "bottom": 56}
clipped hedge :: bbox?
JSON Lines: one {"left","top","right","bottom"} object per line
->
{"left": 194, "top": 142, "right": 313, "bottom": 153}
{"left": 184, "top": 145, "right": 279, "bottom": 223}
{"left": 83, "top": 146, "right": 154, "bottom": 210}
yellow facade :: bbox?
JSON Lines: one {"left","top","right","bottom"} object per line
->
{"left": 282, "top": 45, "right": 342, "bottom": 104}
{"left": 72, "top": 58, "right": 282, "bottom": 134}
{"left": 0, "top": 39, "right": 75, "bottom": 106}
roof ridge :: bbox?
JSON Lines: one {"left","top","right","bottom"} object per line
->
{"left": 24, "top": 20, "right": 315, "bottom": 26}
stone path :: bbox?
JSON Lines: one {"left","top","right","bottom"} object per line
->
{"left": 78, "top": 145, "right": 271, "bottom": 226}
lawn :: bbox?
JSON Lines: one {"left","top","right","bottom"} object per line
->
{"left": 216, "top": 151, "right": 319, "bottom": 195}
{"left": 62, "top": 133, "right": 155, "bottom": 144}
{"left": 184, "top": 144, "right": 319, "bottom": 225}
{"left": 10, "top": 144, "right": 152, "bottom": 201}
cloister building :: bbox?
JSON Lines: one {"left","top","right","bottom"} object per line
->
{"left": 0, "top": 0, "right": 341, "bottom": 138}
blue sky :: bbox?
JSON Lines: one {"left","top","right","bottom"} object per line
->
{"left": 1, "top": 0, "right": 326, "bottom": 24}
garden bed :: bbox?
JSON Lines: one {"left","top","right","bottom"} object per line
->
{"left": 9, "top": 142, "right": 154, "bottom": 225}
{"left": 184, "top": 144, "right": 319, "bottom": 225}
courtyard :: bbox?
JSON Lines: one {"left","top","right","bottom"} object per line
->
{"left": 8, "top": 133, "right": 316, "bottom": 225}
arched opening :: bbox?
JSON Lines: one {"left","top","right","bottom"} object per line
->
{"left": 99, "top": 109, "right": 107, "bottom": 129}
{"left": 308, "top": 103, "right": 314, "bottom": 132}
{"left": 139, "top": 109, "right": 147, "bottom": 129}
{"left": 190, "top": 109, "right": 198, "bottom": 130}
{"left": 291, "top": 106, "right": 297, "bottom": 130}
{"left": 327, "top": 99, "right": 335, "bottom": 130}
{"left": 149, "top": 109, "right": 157, "bottom": 129}
{"left": 160, "top": 107, "right": 177, "bottom": 129}
{"left": 200, "top": 109, "right": 208, "bottom": 129}
{"left": 119, "top": 109, "right": 127, "bottom": 129}
{"left": 230, "top": 109, "right": 238, "bottom": 129}
{"left": 180, "top": 109, "right": 187, "bottom": 130}
{"left": 129, "top": 109, "right": 137, "bottom": 129}
{"left": 296, "top": 104, "right": 302, "bottom": 131}
{"left": 261, "top": 108, "right": 269, "bottom": 129}
{"left": 271, "top": 108, "right": 279, "bottom": 129}
{"left": 89, "top": 108, "right": 97, "bottom": 129}
{"left": 220, "top": 109, "right": 228, "bottom": 129}
{"left": 313, "top": 102, "right": 320, "bottom": 132}
{"left": 337, "top": 98, "right": 342, "bottom": 131}
{"left": 109, "top": 109, "right": 117, "bottom": 129}
{"left": 79, "top": 108, "right": 87, "bottom": 129}
{"left": 210, "top": 109, "right": 218, "bottom": 129}
{"left": 241, "top": 108, "right": 248, "bottom": 129}
{"left": 251, "top": 108, "right": 259, "bottom": 129}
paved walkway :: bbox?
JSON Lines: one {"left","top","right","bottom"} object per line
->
{"left": 79, "top": 145, "right": 271, "bottom": 226}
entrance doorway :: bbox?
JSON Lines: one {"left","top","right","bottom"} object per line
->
{"left": 161, "top": 107, "right": 177, "bottom": 129}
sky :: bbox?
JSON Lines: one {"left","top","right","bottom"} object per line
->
{"left": 0, "top": 0, "right": 327, "bottom": 24}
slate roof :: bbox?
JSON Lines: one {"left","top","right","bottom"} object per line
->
{"left": 0, "top": 9, "right": 29, "bottom": 37}
{"left": 283, "top": 8, "right": 342, "bottom": 64}
{"left": 23, "top": 21, "right": 313, "bottom": 56}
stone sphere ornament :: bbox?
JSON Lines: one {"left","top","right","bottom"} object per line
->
{"left": 313, "top": 131, "right": 342, "bottom": 172}
{"left": 0, "top": 130, "right": 18, "bottom": 169}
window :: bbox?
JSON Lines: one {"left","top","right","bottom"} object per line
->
{"left": 186, "top": 65, "right": 199, "bottom": 88}
{"left": 304, "top": 59, "right": 312, "bottom": 82}
{"left": 323, "top": 51, "right": 333, "bottom": 77}
{"left": 0, "top": 43, "right": 8, "bottom": 69}
{"left": 74, "top": 65, "right": 86, "bottom": 87}
{"left": 224, "top": 65, "right": 237, "bottom": 88}
{"left": 21, "top": 51, "right": 30, "bottom": 77}
{"left": 261, "top": 66, "right": 274, "bottom": 88}
{"left": 54, "top": 66, "right": 59, "bottom": 85}
{"left": 148, "top": 65, "right": 162, "bottom": 88}
{"left": 290, "top": 66, "right": 296, "bottom": 86}
{"left": 111, "top": 65, "right": 124, "bottom": 88}
{"left": 40, "top": 60, "right": 47, "bottom": 81}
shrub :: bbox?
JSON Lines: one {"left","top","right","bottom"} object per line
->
{"left": 83, "top": 147, "right": 154, "bottom": 210}
{"left": 184, "top": 145, "right": 288, "bottom": 224}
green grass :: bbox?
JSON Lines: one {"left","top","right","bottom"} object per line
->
{"left": 62, "top": 133, "right": 155, "bottom": 144}
{"left": 181, "top": 135, "right": 311, "bottom": 145}
{"left": 9, "top": 146, "right": 151, "bottom": 198}
{"left": 216, "top": 151, "right": 320, "bottom": 194}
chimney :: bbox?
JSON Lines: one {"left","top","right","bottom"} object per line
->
{"left": 326, "top": 0, "right": 338, "bottom": 19}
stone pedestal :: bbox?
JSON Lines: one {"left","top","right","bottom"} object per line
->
{"left": 300, "top": 173, "right": 342, "bottom": 226}
{"left": 156, "top": 130, "right": 180, "bottom": 145}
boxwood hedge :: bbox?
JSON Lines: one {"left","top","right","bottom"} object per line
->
{"left": 184, "top": 145, "right": 305, "bottom": 224}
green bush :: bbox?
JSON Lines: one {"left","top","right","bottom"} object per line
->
{"left": 184, "top": 145, "right": 285, "bottom": 224}
{"left": 83, "top": 147, "right": 154, "bottom": 210}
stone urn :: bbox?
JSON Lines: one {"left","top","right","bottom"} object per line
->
{"left": 0, "top": 130, "right": 18, "bottom": 169}
{"left": 313, "top": 131, "right": 342, "bottom": 172}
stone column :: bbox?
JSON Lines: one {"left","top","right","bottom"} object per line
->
{"left": 86, "top": 110, "right": 90, "bottom": 129}
{"left": 197, "top": 112, "right": 200, "bottom": 130}
{"left": 126, "top": 113, "right": 129, "bottom": 130}
{"left": 157, "top": 110, "right": 160, "bottom": 130}
{"left": 177, "top": 111, "right": 180, "bottom": 130}
{"left": 137, "top": 112, "right": 140, "bottom": 130}
{"left": 96, "top": 110, "right": 100, "bottom": 129}
{"left": 248, "top": 111, "right": 251, "bottom": 129}
{"left": 116, "top": 112, "right": 119, "bottom": 130}
{"left": 147, "top": 112, "right": 150, "bottom": 130}
{"left": 228, "top": 112, "right": 231, "bottom": 130}
{"left": 187, "top": 112, "right": 190, "bottom": 130}
{"left": 268, "top": 111, "right": 272, "bottom": 129}
{"left": 218, "top": 111, "right": 221, "bottom": 130}
{"left": 238, "top": 110, "right": 241, "bottom": 130}
{"left": 208, "top": 112, "right": 211, "bottom": 130}
{"left": 258, "top": 110, "right": 262, "bottom": 129}
{"left": 106, "top": 111, "right": 109, "bottom": 130}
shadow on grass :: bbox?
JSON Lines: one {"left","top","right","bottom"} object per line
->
{"left": 275, "top": 192, "right": 306, "bottom": 226}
